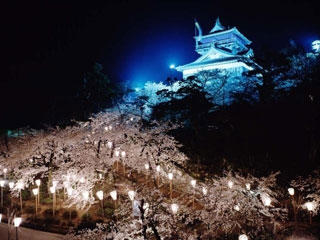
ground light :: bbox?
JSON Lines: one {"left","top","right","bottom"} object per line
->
{"left": 32, "top": 188, "right": 39, "bottom": 215}
{"left": 305, "top": 202, "right": 315, "bottom": 224}
{"left": 14, "top": 217, "right": 22, "bottom": 240}
{"left": 35, "top": 179, "right": 41, "bottom": 205}
{"left": 288, "top": 188, "right": 296, "bottom": 222}
{"left": 50, "top": 186, "right": 56, "bottom": 217}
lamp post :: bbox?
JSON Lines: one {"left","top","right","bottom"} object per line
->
{"left": 63, "top": 181, "right": 69, "bottom": 202}
{"left": 121, "top": 151, "right": 126, "bottom": 175}
{"left": 171, "top": 203, "right": 179, "bottom": 225}
{"left": 82, "top": 191, "right": 89, "bottom": 217}
{"left": 168, "top": 173, "right": 173, "bottom": 200}
{"left": 96, "top": 191, "right": 104, "bottom": 218}
{"left": 67, "top": 187, "right": 73, "bottom": 221}
{"left": 169, "top": 64, "right": 175, "bottom": 82}
{"left": 191, "top": 180, "right": 196, "bottom": 208}
{"left": 110, "top": 190, "right": 117, "bottom": 220}
{"left": 35, "top": 179, "right": 41, "bottom": 205}
{"left": 13, "top": 217, "right": 22, "bottom": 240}
{"left": 17, "top": 182, "right": 23, "bottom": 213}
{"left": 288, "top": 187, "right": 296, "bottom": 222}
{"left": 202, "top": 187, "right": 207, "bottom": 196}
{"left": 128, "top": 190, "right": 135, "bottom": 201}
{"left": 144, "top": 163, "right": 149, "bottom": 182}
{"left": 0, "top": 180, "right": 5, "bottom": 208}
{"left": 305, "top": 202, "right": 315, "bottom": 224}
{"left": 32, "top": 188, "right": 39, "bottom": 216}
{"left": 114, "top": 150, "right": 120, "bottom": 172}
{"left": 156, "top": 165, "right": 160, "bottom": 187}
{"left": 50, "top": 186, "right": 56, "bottom": 217}
{"left": 228, "top": 180, "right": 234, "bottom": 189}
{"left": 245, "top": 183, "right": 251, "bottom": 191}
{"left": 3, "top": 168, "right": 7, "bottom": 180}
{"left": 9, "top": 181, "right": 14, "bottom": 206}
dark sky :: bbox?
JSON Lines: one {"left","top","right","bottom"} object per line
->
{"left": 1, "top": 0, "right": 319, "bottom": 127}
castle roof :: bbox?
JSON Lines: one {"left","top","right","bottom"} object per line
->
{"left": 209, "top": 17, "right": 225, "bottom": 33}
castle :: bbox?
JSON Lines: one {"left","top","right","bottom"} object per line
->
{"left": 176, "top": 18, "right": 254, "bottom": 78}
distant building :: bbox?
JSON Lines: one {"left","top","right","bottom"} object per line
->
{"left": 176, "top": 18, "right": 254, "bottom": 78}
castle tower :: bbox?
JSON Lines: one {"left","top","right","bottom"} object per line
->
{"left": 176, "top": 18, "right": 254, "bottom": 78}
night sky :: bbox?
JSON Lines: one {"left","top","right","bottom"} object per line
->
{"left": 2, "top": 0, "right": 319, "bottom": 127}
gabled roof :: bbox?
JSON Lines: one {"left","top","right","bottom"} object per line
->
{"left": 210, "top": 17, "right": 225, "bottom": 33}
{"left": 176, "top": 47, "right": 253, "bottom": 71}
{"left": 200, "top": 27, "right": 251, "bottom": 45}
{"left": 194, "top": 47, "right": 236, "bottom": 63}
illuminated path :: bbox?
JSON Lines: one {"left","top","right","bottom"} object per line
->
{"left": 0, "top": 223, "right": 63, "bottom": 240}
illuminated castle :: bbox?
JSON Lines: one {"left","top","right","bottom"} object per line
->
{"left": 176, "top": 18, "right": 254, "bottom": 78}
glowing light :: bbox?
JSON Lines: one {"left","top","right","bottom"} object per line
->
{"left": 3, "top": 168, "right": 7, "bottom": 174}
{"left": 9, "top": 182, "right": 14, "bottom": 189}
{"left": 0, "top": 214, "right": 2, "bottom": 223}
{"left": 99, "top": 173, "right": 103, "bottom": 179}
{"left": 202, "top": 187, "right": 207, "bottom": 195}
{"left": 0, "top": 180, "right": 4, "bottom": 187}
{"left": 82, "top": 191, "right": 89, "bottom": 200}
{"left": 110, "top": 190, "right": 117, "bottom": 201}
{"left": 261, "top": 194, "right": 271, "bottom": 206}
{"left": 156, "top": 165, "right": 160, "bottom": 172}
{"left": 104, "top": 126, "right": 109, "bottom": 132}
{"left": 63, "top": 181, "right": 69, "bottom": 188}
{"left": 128, "top": 190, "right": 135, "bottom": 201}
{"left": 32, "top": 188, "right": 39, "bottom": 196}
{"left": 14, "top": 217, "right": 22, "bottom": 227}
{"left": 50, "top": 186, "right": 56, "bottom": 194}
{"left": 107, "top": 141, "right": 113, "bottom": 149}
{"left": 17, "top": 181, "right": 24, "bottom": 190}
{"left": 52, "top": 180, "right": 58, "bottom": 187}
{"left": 143, "top": 202, "right": 150, "bottom": 215}
{"left": 312, "top": 40, "right": 320, "bottom": 53}
{"left": 228, "top": 180, "right": 234, "bottom": 189}
{"left": 145, "top": 163, "right": 149, "bottom": 170}
{"left": 239, "top": 234, "right": 248, "bottom": 240}
{"left": 245, "top": 183, "right": 251, "bottom": 190}
{"left": 234, "top": 204, "right": 240, "bottom": 211}
{"left": 35, "top": 179, "right": 41, "bottom": 187}
{"left": 288, "top": 188, "right": 295, "bottom": 196}
{"left": 191, "top": 180, "right": 196, "bottom": 187}
{"left": 67, "top": 188, "right": 73, "bottom": 196}
{"left": 114, "top": 150, "right": 120, "bottom": 157}
{"left": 171, "top": 203, "right": 179, "bottom": 214}
{"left": 96, "top": 191, "right": 104, "bottom": 200}
{"left": 305, "top": 202, "right": 315, "bottom": 211}
{"left": 80, "top": 177, "right": 85, "bottom": 183}
{"left": 170, "top": 64, "right": 175, "bottom": 69}
{"left": 121, "top": 151, "right": 126, "bottom": 158}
